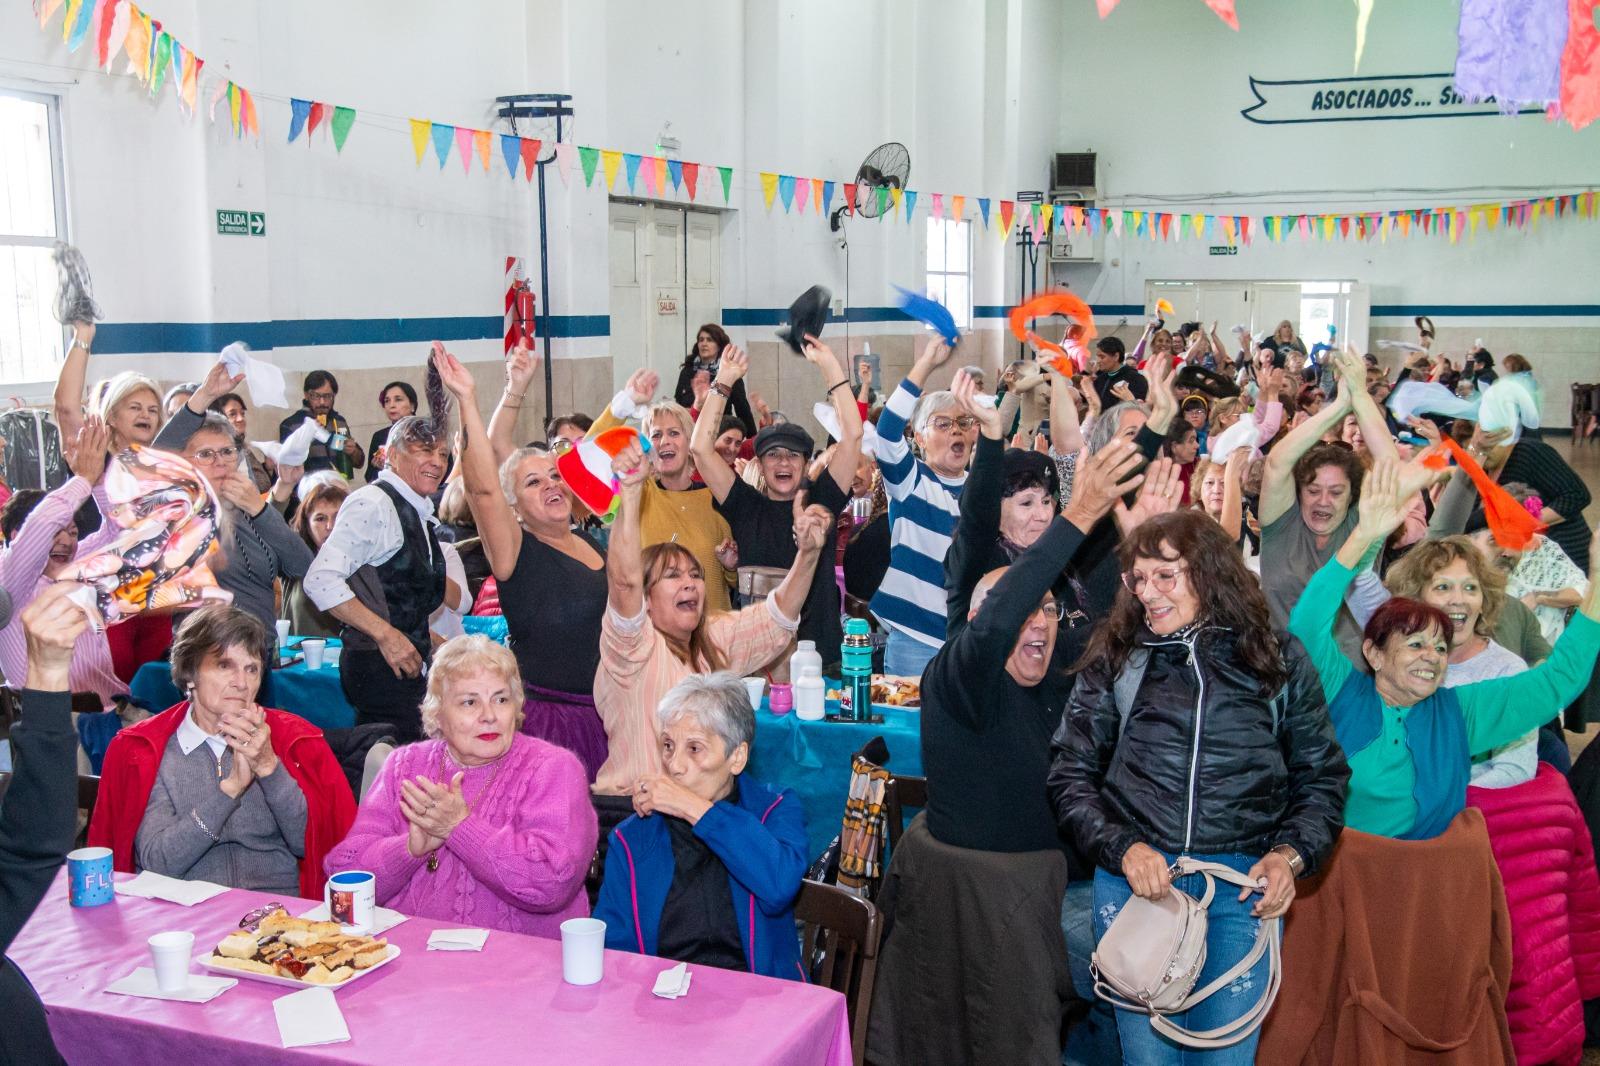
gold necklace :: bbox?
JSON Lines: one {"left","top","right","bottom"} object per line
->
{"left": 426, "top": 747, "right": 506, "bottom": 872}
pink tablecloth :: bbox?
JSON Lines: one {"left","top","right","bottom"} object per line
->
{"left": 13, "top": 871, "right": 852, "bottom": 1066}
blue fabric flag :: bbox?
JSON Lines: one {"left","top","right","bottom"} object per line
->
{"left": 778, "top": 174, "right": 797, "bottom": 211}
{"left": 978, "top": 198, "right": 992, "bottom": 227}
{"left": 822, "top": 180, "right": 836, "bottom": 216}
{"left": 66, "top": 0, "right": 95, "bottom": 53}
{"left": 667, "top": 158, "right": 683, "bottom": 191}
{"left": 894, "top": 285, "right": 959, "bottom": 346}
{"left": 500, "top": 133, "right": 520, "bottom": 178}
{"left": 431, "top": 123, "right": 455, "bottom": 168}
{"left": 623, "top": 153, "right": 642, "bottom": 190}
{"left": 903, "top": 190, "right": 918, "bottom": 221}
{"left": 288, "top": 98, "right": 312, "bottom": 143}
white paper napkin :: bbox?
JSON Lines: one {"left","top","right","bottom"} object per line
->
{"left": 276, "top": 417, "right": 330, "bottom": 466}
{"left": 652, "top": 961, "right": 693, "bottom": 999}
{"left": 273, "top": 987, "right": 350, "bottom": 1049}
{"left": 426, "top": 927, "right": 489, "bottom": 952}
{"left": 114, "top": 872, "right": 229, "bottom": 906}
{"left": 105, "top": 967, "right": 236, "bottom": 1003}
{"left": 297, "top": 902, "right": 408, "bottom": 935}
{"left": 220, "top": 343, "right": 288, "bottom": 410}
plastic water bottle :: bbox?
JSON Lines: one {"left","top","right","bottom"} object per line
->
{"left": 790, "top": 640, "right": 823, "bottom": 686}
{"left": 842, "top": 618, "right": 873, "bottom": 722}
{"left": 794, "top": 666, "right": 826, "bottom": 721}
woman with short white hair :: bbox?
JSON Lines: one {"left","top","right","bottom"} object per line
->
{"left": 593, "top": 672, "right": 809, "bottom": 979}
{"left": 325, "top": 634, "right": 598, "bottom": 937}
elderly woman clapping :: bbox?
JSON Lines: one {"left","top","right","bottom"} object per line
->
{"left": 325, "top": 635, "right": 598, "bottom": 937}
{"left": 594, "top": 672, "right": 808, "bottom": 979}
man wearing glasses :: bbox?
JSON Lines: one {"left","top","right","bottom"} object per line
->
{"left": 278, "top": 371, "right": 364, "bottom": 478}
{"left": 869, "top": 439, "right": 1148, "bottom": 1065}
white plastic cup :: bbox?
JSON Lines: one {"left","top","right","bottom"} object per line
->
{"left": 302, "top": 639, "right": 326, "bottom": 670}
{"left": 148, "top": 931, "right": 195, "bottom": 993}
{"left": 275, "top": 620, "right": 291, "bottom": 650}
{"left": 560, "top": 917, "right": 606, "bottom": 985}
{"left": 742, "top": 676, "right": 766, "bottom": 710}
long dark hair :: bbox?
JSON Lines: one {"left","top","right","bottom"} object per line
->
{"left": 640, "top": 542, "right": 729, "bottom": 672}
{"left": 1075, "top": 511, "right": 1287, "bottom": 694}
{"left": 684, "top": 323, "right": 731, "bottom": 367}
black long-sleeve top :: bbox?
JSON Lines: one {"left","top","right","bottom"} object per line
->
{"left": 921, "top": 516, "right": 1091, "bottom": 859}
{"left": 1498, "top": 439, "right": 1593, "bottom": 569}
{"left": 674, "top": 361, "right": 755, "bottom": 436}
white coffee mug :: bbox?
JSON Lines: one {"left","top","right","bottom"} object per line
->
{"left": 148, "top": 930, "right": 195, "bottom": 993}
{"left": 325, "top": 870, "right": 376, "bottom": 933}
{"left": 302, "top": 639, "right": 326, "bottom": 670}
{"left": 560, "top": 917, "right": 606, "bottom": 985}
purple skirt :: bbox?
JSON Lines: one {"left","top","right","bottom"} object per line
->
{"left": 520, "top": 683, "right": 608, "bottom": 784}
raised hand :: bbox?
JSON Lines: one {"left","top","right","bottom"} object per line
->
{"left": 1145, "top": 352, "right": 1178, "bottom": 432}
{"left": 1354, "top": 457, "right": 1411, "bottom": 542}
{"left": 611, "top": 440, "right": 648, "bottom": 492}
{"left": 625, "top": 368, "right": 660, "bottom": 406}
{"left": 1114, "top": 456, "right": 1183, "bottom": 536}
{"left": 505, "top": 342, "right": 539, "bottom": 395}
{"left": 21, "top": 582, "right": 93, "bottom": 691}
{"left": 1110, "top": 382, "right": 1136, "bottom": 405}
{"left": 69, "top": 417, "right": 110, "bottom": 484}
{"left": 792, "top": 497, "right": 832, "bottom": 555}
{"left": 951, "top": 368, "right": 1003, "bottom": 440}
{"left": 194, "top": 360, "right": 246, "bottom": 411}
{"left": 433, "top": 347, "right": 478, "bottom": 399}
{"left": 914, "top": 335, "right": 955, "bottom": 371}
{"left": 802, "top": 336, "right": 843, "bottom": 380}
{"left": 715, "top": 344, "right": 750, "bottom": 387}
{"left": 1062, "top": 438, "right": 1145, "bottom": 531}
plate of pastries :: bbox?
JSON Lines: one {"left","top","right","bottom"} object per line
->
{"left": 200, "top": 906, "right": 399, "bottom": 989}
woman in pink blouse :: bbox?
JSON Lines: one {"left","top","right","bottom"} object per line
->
{"left": 592, "top": 438, "right": 832, "bottom": 798}
{"left": 325, "top": 635, "right": 597, "bottom": 937}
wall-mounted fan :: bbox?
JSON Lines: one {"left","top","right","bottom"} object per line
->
{"left": 829, "top": 142, "right": 911, "bottom": 231}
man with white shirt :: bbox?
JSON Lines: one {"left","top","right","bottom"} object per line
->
{"left": 305, "top": 416, "right": 448, "bottom": 742}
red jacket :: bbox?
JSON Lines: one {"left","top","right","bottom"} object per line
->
{"left": 88, "top": 703, "right": 356, "bottom": 899}
{"left": 1469, "top": 764, "right": 1600, "bottom": 1066}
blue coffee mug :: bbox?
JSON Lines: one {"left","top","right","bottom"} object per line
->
{"left": 67, "top": 846, "right": 115, "bottom": 907}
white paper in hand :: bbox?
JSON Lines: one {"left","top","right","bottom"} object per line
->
{"left": 652, "top": 961, "right": 693, "bottom": 999}
{"left": 274, "top": 986, "right": 350, "bottom": 1048}
{"left": 277, "top": 417, "right": 329, "bottom": 467}
{"left": 427, "top": 927, "right": 490, "bottom": 951}
{"left": 1206, "top": 417, "right": 1260, "bottom": 466}
{"left": 811, "top": 402, "right": 881, "bottom": 452}
{"left": 220, "top": 343, "right": 289, "bottom": 410}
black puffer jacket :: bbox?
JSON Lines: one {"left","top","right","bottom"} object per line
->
{"left": 1046, "top": 624, "right": 1349, "bottom": 877}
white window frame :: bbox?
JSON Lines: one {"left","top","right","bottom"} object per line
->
{"left": 924, "top": 217, "right": 972, "bottom": 330}
{"left": 1, "top": 85, "right": 71, "bottom": 390}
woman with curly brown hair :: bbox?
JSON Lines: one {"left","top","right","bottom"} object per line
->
{"left": 1048, "top": 509, "right": 1349, "bottom": 1062}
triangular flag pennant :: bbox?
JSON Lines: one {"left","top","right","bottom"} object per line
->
{"left": 65, "top": 0, "right": 94, "bottom": 52}
{"left": 431, "top": 123, "right": 455, "bottom": 168}
{"left": 472, "top": 129, "right": 492, "bottom": 171}
{"left": 148, "top": 31, "right": 171, "bottom": 96}
{"left": 1240, "top": 216, "right": 1251, "bottom": 244}
{"left": 623, "top": 152, "right": 642, "bottom": 191}
{"left": 794, "top": 176, "right": 810, "bottom": 213}
{"left": 640, "top": 156, "right": 657, "bottom": 196}
{"left": 903, "top": 189, "right": 917, "bottom": 221}
{"left": 579, "top": 145, "right": 599, "bottom": 186}
{"left": 877, "top": 186, "right": 890, "bottom": 217}
{"left": 760, "top": 172, "right": 779, "bottom": 210}
{"left": 1192, "top": 214, "right": 1205, "bottom": 239}
{"left": 180, "top": 50, "right": 200, "bottom": 112}
{"left": 330, "top": 106, "right": 354, "bottom": 152}
{"left": 682, "top": 161, "right": 699, "bottom": 199}
{"left": 1040, "top": 202, "right": 1054, "bottom": 233}
{"left": 950, "top": 194, "right": 965, "bottom": 221}
{"left": 207, "top": 74, "right": 227, "bottom": 122}
{"left": 653, "top": 157, "right": 668, "bottom": 196}
{"left": 601, "top": 150, "right": 622, "bottom": 189}
{"left": 500, "top": 133, "right": 520, "bottom": 178}
{"left": 718, "top": 166, "right": 733, "bottom": 201}
{"left": 823, "top": 180, "right": 836, "bottom": 216}
{"left": 95, "top": 0, "right": 118, "bottom": 67}
{"left": 39, "top": 0, "right": 66, "bottom": 28}
{"left": 452, "top": 127, "right": 473, "bottom": 174}
{"left": 930, "top": 192, "right": 944, "bottom": 220}
{"left": 1158, "top": 212, "right": 1171, "bottom": 240}
{"left": 226, "top": 82, "right": 241, "bottom": 136}
{"left": 306, "top": 101, "right": 329, "bottom": 136}
{"left": 999, "top": 200, "right": 1015, "bottom": 237}
{"left": 123, "top": 9, "right": 149, "bottom": 80}
{"left": 1205, "top": 0, "right": 1240, "bottom": 29}
{"left": 810, "top": 178, "right": 824, "bottom": 213}
{"left": 288, "top": 98, "right": 312, "bottom": 143}
{"left": 522, "top": 138, "right": 542, "bottom": 182}
{"left": 410, "top": 119, "right": 431, "bottom": 165}
{"left": 978, "top": 198, "right": 991, "bottom": 227}
{"left": 667, "top": 158, "right": 683, "bottom": 192}
{"left": 778, "top": 174, "right": 797, "bottom": 211}
{"left": 844, "top": 182, "right": 858, "bottom": 215}
{"left": 1220, "top": 215, "right": 1236, "bottom": 244}
{"left": 103, "top": 0, "right": 131, "bottom": 71}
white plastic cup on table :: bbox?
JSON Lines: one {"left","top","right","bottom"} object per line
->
{"left": 325, "top": 870, "right": 376, "bottom": 933}
{"left": 560, "top": 917, "right": 606, "bottom": 985}
{"left": 302, "top": 638, "right": 327, "bottom": 670}
{"left": 275, "top": 619, "right": 291, "bottom": 652}
{"left": 147, "top": 931, "right": 195, "bottom": 993}
{"left": 742, "top": 676, "right": 766, "bottom": 710}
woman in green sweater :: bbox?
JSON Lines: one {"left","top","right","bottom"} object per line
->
{"left": 1289, "top": 458, "right": 1600, "bottom": 839}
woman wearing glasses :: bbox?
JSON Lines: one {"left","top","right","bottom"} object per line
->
{"left": 154, "top": 366, "right": 312, "bottom": 630}
{"left": 1048, "top": 509, "right": 1349, "bottom": 1063}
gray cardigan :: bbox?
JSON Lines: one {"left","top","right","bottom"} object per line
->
{"left": 155, "top": 406, "right": 314, "bottom": 628}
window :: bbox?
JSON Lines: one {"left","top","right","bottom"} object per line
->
{"left": 0, "top": 88, "right": 68, "bottom": 386}
{"left": 925, "top": 218, "right": 971, "bottom": 330}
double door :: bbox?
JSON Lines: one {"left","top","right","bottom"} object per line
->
{"left": 608, "top": 201, "right": 721, "bottom": 391}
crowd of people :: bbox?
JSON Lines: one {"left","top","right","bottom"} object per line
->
{"left": 2, "top": 307, "right": 1598, "bottom": 1066}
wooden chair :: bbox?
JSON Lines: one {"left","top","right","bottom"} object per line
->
{"left": 796, "top": 879, "right": 883, "bottom": 1066}
{"left": 883, "top": 773, "right": 927, "bottom": 852}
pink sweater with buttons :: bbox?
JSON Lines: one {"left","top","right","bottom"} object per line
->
{"left": 325, "top": 735, "right": 598, "bottom": 938}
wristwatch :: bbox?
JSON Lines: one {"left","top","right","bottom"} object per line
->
{"left": 1270, "top": 843, "right": 1305, "bottom": 877}
{"left": 710, "top": 382, "right": 733, "bottom": 399}
{"left": 71, "top": 339, "right": 91, "bottom": 355}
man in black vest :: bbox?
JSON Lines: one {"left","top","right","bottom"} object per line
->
{"left": 304, "top": 415, "right": 447, "bottom": 742}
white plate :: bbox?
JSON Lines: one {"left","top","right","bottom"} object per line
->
{"left": 196, "top": 944, "right": 400, "bottom": 991}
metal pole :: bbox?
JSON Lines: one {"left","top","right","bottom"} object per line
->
{"left": 536, "top": 160, "right": 554, "bottom": 427}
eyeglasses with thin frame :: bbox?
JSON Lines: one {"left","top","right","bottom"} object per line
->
{"left": 1121, "top": 564, "right": 1187, "bottom": 596}
{"left": 1033, "top": 599, "right": 1066, "bottom": 622}
{"left": 191, "top": 445, "right": 240, "bottom": 464}
{"left": 928, "top": 415, "right": 979, "bottom": 433}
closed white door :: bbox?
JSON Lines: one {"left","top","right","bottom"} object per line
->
{"left": 608, "top": 202, "right": 647, "bottom": 392}
{"left": 608, "top": 202, "right": 721, "bottom": 391}
{"left": 648, "top": 208, "right": 687, "bottom": 374}
{"left": 1195, "top": 284, "right": 1252, "bottom": 341}
{"left": 684, "top": 211, "right": 722, "bottom": 341}
{"left": 1250, "top": 283, "right": 1304, "bottom": 342}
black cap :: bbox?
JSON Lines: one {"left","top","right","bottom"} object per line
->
{"left": 753, "top": 422, "right": 815, "bottom": 458}
{"left": 1002, "top": 447, "right": 1058, "bottom": 500}
{"left": 776, "top": 285, "right": 832, "bottom": 355}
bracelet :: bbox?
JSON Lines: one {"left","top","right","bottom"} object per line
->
{"left": 1270, "top": 843, "right": 1305, "bottom": 877}
{"left": 711, "top": 382, "right": 733, "bottom": 399}
{"left": 71, "top": 340, "right": 91, "bottom": 354}
{"left": 501, "top": 402, "right": 522, "bottom": 410}
{"left": 827, "top": 380, "right": 851, "bottom": 396}
{"left": 504, "top": 390, "right": 526, "bottom": 401}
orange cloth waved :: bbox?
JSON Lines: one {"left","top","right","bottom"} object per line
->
{"left": 1008, "top": 291, "right": 1096, "bottom": 371}
{"left": 1437, "top": 437, "right": 1547, "bottom": 551}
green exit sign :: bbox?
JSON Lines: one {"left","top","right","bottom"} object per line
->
{"left": 1208, "top": 244, "right": 1237, "bottom": 256}
{"left": 217, "top": 210, "right": 266, "bottom": 236}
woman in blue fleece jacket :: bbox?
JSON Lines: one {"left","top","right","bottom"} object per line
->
{"left": 593, "top": 672, "right": 809, "bottom": 981}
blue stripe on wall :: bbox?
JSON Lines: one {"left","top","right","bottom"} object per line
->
{"left": 92, "top": 303, "right": 1600, "bottom": 354}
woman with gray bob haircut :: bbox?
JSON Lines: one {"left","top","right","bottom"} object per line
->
{"left": 592, "top": 671, "right": 811, "bottom": 979}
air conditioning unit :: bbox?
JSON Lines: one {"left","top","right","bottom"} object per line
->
{"left": 1050, "top": 152, "right": 1097, "bottom": 202}
{"left": 1049, "top": 190, "right": 1101, "bottom": 263}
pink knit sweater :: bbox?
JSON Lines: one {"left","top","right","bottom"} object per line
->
{"left": 325, "top": 735, "right": 597, "bottom": 938}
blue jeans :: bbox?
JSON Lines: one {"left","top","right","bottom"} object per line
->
{"left": 1062, "top": 880, "right": 1122, "bottom": 1065}
{"left": 883, "top": 629, "right": 938, "bottom": 678}
{"left": 1092, "top": 852, "right": 1267, "bottom": 1065}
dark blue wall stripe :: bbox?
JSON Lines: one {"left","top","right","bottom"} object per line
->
{"left": 1370, "top": 304, "right": 1600, "bottom": 317}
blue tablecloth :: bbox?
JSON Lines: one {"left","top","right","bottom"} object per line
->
{"left": 748, "top": 703, "right": 923, "bottom": 860}
{"left": 128, "top": 638, "right": 357, "bottom": 732}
